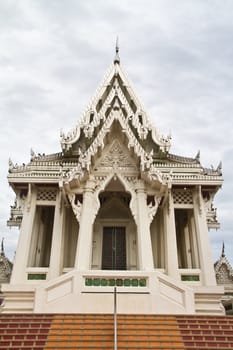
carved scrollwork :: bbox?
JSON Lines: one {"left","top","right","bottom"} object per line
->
{"left": 68, "top": 193, "right": 82, "bottom": 222}
{"left": 147, "top": 195, "right": 161, "bottom": 224}
{"left": 203, "top": 190, "right": 219, "bottom": 227}
{"left": 64, "top": 163, "right": 84, "bottom": 184}
{"left": 147, "top": 164, "right": 164, "bottom": 184}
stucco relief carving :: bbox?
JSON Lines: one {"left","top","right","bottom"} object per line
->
{"left": 203, "top": 191, "right": 219, "bottom": 227}
{"left": 63, "top": 163, "right": 84, "bottom": 184}
{"left": 147, "top": 196, "right": 161, "bottom": 224}
{"left": 98, "top": 139, "right": 136, "bottom": 171}
{"left": 60, "top": 125, "right": 81, "bottom": 152}
{"left": 8, "top": 191, "right": 26, "bottom": 227}
{"left": 147, "top": 164, "right": 164, "bottom": 185}
{"left": 92, "top": 195, "right": 101, "bottom": 222}
{"left": 93, "top": 175, "right": 108, "bottom": 190}
{"left": 68, "top": 193, "right": 82, "bottom": 222}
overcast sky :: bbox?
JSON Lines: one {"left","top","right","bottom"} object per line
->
{"left": 0, "top": 0, "right": 233, "bottom": 266}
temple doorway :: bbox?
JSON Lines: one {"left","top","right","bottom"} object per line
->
{"left": 102, "top": 226, "right": 126, "bottom": 270}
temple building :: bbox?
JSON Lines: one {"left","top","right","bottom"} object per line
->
{"left": 1, "top": 45, "right": 224, "bottom": 315}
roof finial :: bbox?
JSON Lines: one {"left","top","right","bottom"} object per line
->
{"left": 114, "top": 36, "right": 120, "bottom": 65}
{"left": 221, "top": 241, "right": 225, "bottom": 257}
{"left": 1, "top": 237, "right": 4, "bottom": 255}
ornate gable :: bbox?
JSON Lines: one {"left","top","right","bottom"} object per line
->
{"left": 59, "top": 45, "right": 173, "bottom": 193}
{"left": 60, "top": 46, "right": 171, "bottom": 165}
{"left": 95, "top": 139, "right": 137, "bottom": 172}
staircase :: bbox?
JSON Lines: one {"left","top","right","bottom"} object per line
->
{"left": 0, "top": 314, "right": 233, "bottom": 349}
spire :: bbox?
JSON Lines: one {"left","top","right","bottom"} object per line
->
{"left": 221, "top": 241, "right": 225, "bottom": 257}
{"left": 114, "top": 36, "right": 120, "bottom": 65}
{"left": 221, "top": 241, "right": 225, "bottom": 256}
{"left": 1, "top": 237, "right": 4, "bottom": 255}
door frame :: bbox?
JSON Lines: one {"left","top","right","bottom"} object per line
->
{"left": 92, "top": 219, "right": 137, "bottom": 270}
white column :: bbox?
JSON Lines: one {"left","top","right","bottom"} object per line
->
{"left": 75, "top": 179, "right": 96, "bottom": 270}
{"left": 193, "top": 188, "right": 216, "bottom": 286}
{"left": 163, "top": 191, "right": 180, "bottom": 280}
{"left": 47, "top": 190, "right": 64, "bottom": 280}
{"left": 135, "top": 181, "right": 154, "bottom": 270}
{"left": 10, "top": 185, "right": 37, "bottom": 284}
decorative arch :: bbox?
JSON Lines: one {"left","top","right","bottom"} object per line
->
{"left": 93, "top": 172, "right": 137, "bottom": 222}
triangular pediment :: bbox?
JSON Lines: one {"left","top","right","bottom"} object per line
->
{"left": 94, "top": 138, "right": 138, "bottom": 172}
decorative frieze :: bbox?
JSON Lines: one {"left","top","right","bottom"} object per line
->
{"left": 37, "top": 188, "right": 57, "bottom": 201}
{"left": 173, "top": 189, "right": 193, "bottom": 205}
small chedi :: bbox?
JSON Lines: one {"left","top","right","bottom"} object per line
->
{"left": 214, "top": 243, "right": 233, "bottom": 314}
{"left": 0, "top": 239, "right": 12, "bottom": 285}
{"left": 1, "top": 44, "right": 225, "bottom": 314}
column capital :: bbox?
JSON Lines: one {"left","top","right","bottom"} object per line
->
{"left": 84, "top": 179, "right": 96, "bottom": 192}
{"left": 135, "top": 179, "right": 146, "bottom": 193}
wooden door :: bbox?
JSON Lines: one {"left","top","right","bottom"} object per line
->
{"left": 102, "top": 227, "right": 126, "bottom": 270}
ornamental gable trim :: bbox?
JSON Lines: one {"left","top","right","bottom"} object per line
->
{"left": 60, "top": 63, "right": 171, "bottom": 155}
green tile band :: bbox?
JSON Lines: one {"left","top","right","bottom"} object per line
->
{"left": 27, "top": 273, "right": 46, "bottom": 280}
{"left": 181, "top": 275, "right": 200, "bottom": 281}
{"left": 85, "top": 277, "right": 147, "bottom": 287}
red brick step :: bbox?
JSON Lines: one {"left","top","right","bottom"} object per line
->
{"left": 0, "top": 314, "right": 233, "bottom": 349}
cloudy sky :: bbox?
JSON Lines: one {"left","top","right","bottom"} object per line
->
{"left": 0, "top": 0, "right": 233, "bottom": 266}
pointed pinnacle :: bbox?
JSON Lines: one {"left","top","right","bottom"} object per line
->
{"left": 114, "top": 36, "right": 120, "bottom": 65}
{"left": 1, "top": 237, "right": 4, "bottom": 255}
{"left": 221, "top": 241, "right": 225, "bottom": 257}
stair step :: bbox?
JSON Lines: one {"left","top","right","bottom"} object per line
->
{"left": 0, "top": 314, "right": 233, "bottom": 349}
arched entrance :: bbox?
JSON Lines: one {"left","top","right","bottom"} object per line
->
{"left": 92, "top": 177, "right": 137, "bottom": 270}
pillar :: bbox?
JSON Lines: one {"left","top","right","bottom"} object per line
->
{"left": 10, "top": 185, "right": 37, "bottom": 284}
{"left": 75, "top": 179, "right": 96, "bottom": 270}
{"left": 163, "top": 190, "right": 180, "bottom": 280}
{"left": 135, "top": 181, "right": 154, "bottom": 270}
{"left": 193, "top": 188, "right": 216, "bottom": 285}
{"left": 47, "top": 190, "right": 64, "bottom": 279}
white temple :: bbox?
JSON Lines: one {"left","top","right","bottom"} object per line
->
{"left": 2, "top": 44, "right": 224, "bottom": 314}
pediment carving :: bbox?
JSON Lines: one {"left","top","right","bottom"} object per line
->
{"left": 95, "top": 139, "right": 137, "bottom": 172}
